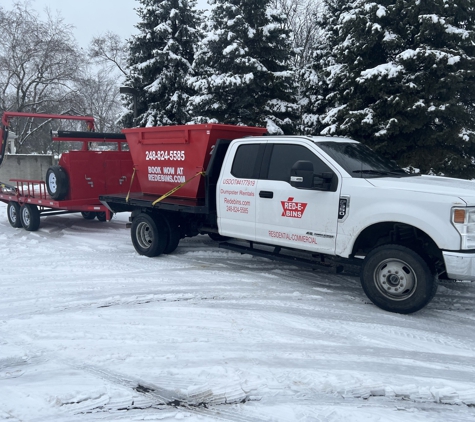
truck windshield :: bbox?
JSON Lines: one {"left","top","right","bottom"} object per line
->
{"left": 317, "top": 142, "right": 414, "bottom": 178}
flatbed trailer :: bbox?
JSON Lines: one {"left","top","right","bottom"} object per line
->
{"left": 0, "top": 179, "right": 113, "bottom": 231}
{"left": 0, "top": 111, "right": 139, "bottom": 231}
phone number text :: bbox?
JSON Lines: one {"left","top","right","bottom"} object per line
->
{"left": 146, "top": 150, "right": 185, "bottom": 161}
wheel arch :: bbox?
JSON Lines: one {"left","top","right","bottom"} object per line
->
{"left": 351, "top": 222, "right": 444, "bottom": 272}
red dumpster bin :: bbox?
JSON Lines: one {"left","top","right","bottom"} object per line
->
{"left": 122, "top": 124, "right": 266, "bottom": 199}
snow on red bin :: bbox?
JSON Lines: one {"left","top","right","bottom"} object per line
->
{"left": 122, "top": 124, "right": 266, "bottom": 199}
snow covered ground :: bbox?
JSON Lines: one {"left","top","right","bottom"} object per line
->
{"left": 1, "top": 201, "right": 475, "bottom": 422}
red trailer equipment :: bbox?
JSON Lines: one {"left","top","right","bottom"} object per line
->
{"left": 0, "top": 112, "right": 140, "bottom": 231}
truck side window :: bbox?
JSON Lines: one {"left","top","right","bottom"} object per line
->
{"left": 231, "top": 144, "right": 261, "bottom": 179}
{"left": 267, "top": 144, "right": 333, "bottom": 182}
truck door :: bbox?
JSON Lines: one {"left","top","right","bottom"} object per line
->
{"left": 217, "top": 141, "right": 265, "bottom": 241}
{"left": 255, "top": 142, "right": 341, "bottom": 254}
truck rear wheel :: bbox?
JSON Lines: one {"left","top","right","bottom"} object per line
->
{"left": 7, "top": 202, "right": 22, "bottom": 228}
{"left": 46, "top": 165, "right": 69, "bottom": 200}
{"left": 20, "top": 204, "right": 40, "bottom": 231}
{"left": 162, "top": 216, "right": 180, "bottom": 254}
{"left": 360, "top": 244, "right": 437, "bottom": 314}
{"left": 131, "top": 213, "right": 167, "bottom": 257}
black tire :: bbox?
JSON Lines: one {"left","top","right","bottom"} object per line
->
{"left": 131, "top": 213, "right": 167, "bottom": 257}
{"left": 81, "top": 211, "right": 97, "bottom": 220}
{"left": 163, "top": 216, "right": 181, "bottom": 254}
{"left": 20, "top": 204, "right": 40, "bottom": 231}
{"left": 360, "top": 244, "right": 438, "bottom": 314}
{"left": 46, "top": 165, "right": 69, "bottom": 200}
{"left": 208, "top": 233, "right": 231, "bottom": 242}
{"left": 7, "top": 202, "right": 22, "bottom": 228}
{"left": 96, "top": 212, "right": 108, "bottom": 222}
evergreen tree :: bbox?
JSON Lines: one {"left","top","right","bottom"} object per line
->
{"left": 187, "top": 0, "right": 299, "bottom": 134}
{"left": 300, "top": 0, "right": 352, "bottom": 135}
{"left": 124, "top": 0, "right": 201, "bottom": 127}
{"left": 305, "top": 0, "right": 475, "bottom": 178}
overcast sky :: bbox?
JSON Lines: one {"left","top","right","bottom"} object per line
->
{"left": 4, "top": 0, "right": 209, "bottom": 48}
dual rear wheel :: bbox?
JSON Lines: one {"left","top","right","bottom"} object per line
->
{"left": 131, "top": 213, "right": 181, "bottom": 257}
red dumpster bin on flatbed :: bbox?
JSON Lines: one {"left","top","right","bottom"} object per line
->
{"left": 122, "top": 124, "right": 266, "bottom": 199}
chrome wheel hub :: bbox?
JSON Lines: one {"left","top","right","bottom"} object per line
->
{"left": 374, "top": 258, "right": 417, "bottom": 301}
{"left": 136, "top": 221, "right": 153, "bottom": 249}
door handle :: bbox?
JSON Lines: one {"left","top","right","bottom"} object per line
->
{"left": 259, "top": 190, "right": 274, "bottom": 199}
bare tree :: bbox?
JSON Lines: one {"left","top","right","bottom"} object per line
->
{"left": 71, "top": 66, "right": 124, "bottom": 133}
{"left": 88, "top": 32, "right": 128, "bottom": 76}
{"left": 270, "top": 0, "right": 324, "bottom": 68}
{"left": 0, "top": 2, "right": 84, "bottom": 153}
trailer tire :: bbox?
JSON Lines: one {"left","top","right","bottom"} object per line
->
{"left": 360, "top": 244, "right": 438, "bottom": 314}
{"left": 46, "top": 166, "right": 69, "bottom": 200}
{"left": 20, "top": 204, "right": 40, "bottom": 231}
{"left": 7, "top": 202, "right": 22, "bottom": 228}
{"left": 131, "top": 213, "right": 167, "bottom": 257}
{"left": 96, "top": 212, "right": 108, "bottom": 222}
{"left": 81, "top": 211, "right": 96, "bottom": 220}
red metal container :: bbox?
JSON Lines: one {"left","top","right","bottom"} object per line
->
{"left": 123, "top": 124, "right": 266, "bottom": 199}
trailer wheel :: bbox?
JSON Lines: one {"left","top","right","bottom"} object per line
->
{"left": 131, "top": 213, "right": 167, "bottom": 257}
{"left": 360, "top": 244, "right": 438, "bottom": 314}
{"left": 81, "top": 211, "right": 96, "bottom": 220}
{"left": 163, "top": 216, "right": 181, "bottom": 254}
{"left": 7, "top": 202, "right": 22, "bottom": 228}
{"left": 46, "top": 166, "right": 69, "bottom": 200}
{"left": 96, "top": 212, "right": 113, "bottom": 222}
{"left": 20, "top": 204, "right": 40, "bottom": 231}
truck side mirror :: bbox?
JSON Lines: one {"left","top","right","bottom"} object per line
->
{"left": 313, "top": 172, "right": 334, "bottom": 191}
{"left": 290, "top": 160, "right": 314, "bottom": 189}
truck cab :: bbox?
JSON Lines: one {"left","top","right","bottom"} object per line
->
{"left": 215, "top": 135, "right": 475, "bottom": 314}
{"left": 217, "top": 136, "right": 342, "bottom": 254}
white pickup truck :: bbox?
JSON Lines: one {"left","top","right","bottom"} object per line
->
{"left": 102, "top": 134, "right": 475, "bottom": 314}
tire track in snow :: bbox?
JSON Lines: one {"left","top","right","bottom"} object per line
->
{"left": 56, "top": 361, "right": 265, "bottom": 422}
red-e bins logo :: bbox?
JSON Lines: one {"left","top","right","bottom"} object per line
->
{"left": 281, "top": 197, "right": 308, "bottom": 218}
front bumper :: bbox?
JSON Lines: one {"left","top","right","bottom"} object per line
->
{"left": 443, "top": 251, "right": 475, "bottom": 280}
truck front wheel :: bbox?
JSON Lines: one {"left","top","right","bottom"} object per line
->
{"left": 131, "top": 213, "right": 167, "bottom": 257}
{"left": 360, "top": 244, "right": 438, "bottom": 314}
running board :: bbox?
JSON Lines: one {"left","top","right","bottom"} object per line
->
{"left": 219, "top": 241, "right": 346, "bottom": 274}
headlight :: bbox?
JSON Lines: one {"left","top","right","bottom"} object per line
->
{"left": 452, "top": 207, "right": 475, "bottom": 249}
